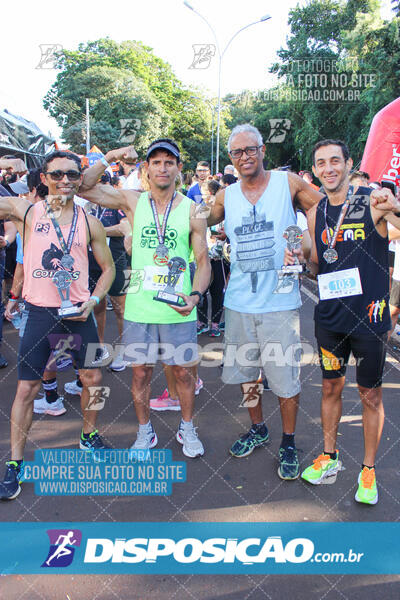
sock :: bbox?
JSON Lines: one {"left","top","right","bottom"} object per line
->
{"left": 42, "top": 378, "right": 58, "bottom": 403}
{"left": 9, "top": 459, "right": 23, "bottom": 468}
{"left": 252, "top": 421, "right": 267, "bottom": 433}
{"left": 74, "top": 369, "right": 83, "bottom": 388}
{"left": 281, "top": 433, "right": 295, "bottom": 449}
{"left": 324, "top": 451, "right": 337, "bottom": 460}
{"left": 180, "top": 419, "right": 193, "bottom": 427}
{"left": 362, "top": 463, "right": 375, "bottom": 470}
{"left": 139, "top": 421, "right": 152, "bottom": 432}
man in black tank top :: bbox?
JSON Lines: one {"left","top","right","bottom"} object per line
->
{"left": 286, "top": 139, "right": 400, "bottom": 505}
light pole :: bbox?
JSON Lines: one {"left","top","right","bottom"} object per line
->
{"left": 184, "top": 2, "right": 271, "bottom": 173}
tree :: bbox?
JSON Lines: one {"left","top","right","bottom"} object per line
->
{"left": 44, "top": 38, "right": 219, "bottom": 166}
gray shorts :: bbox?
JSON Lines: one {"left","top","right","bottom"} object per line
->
{"left": 122, "top": 319, "right": 199, "bottom": 366}
{"left": 222, "top": 308, "right": 301, "bottom": 398}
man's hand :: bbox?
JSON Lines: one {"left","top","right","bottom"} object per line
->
{"left": 5, "top": 300, "right": 20, "bottom": 321}
{"left": 105, "top": 146, "right": 138, "bottom": 165}
{"left": 283, "top": 246, "right": 305, "bottom": 266}
{"left": 64, "top": 299, "right": 97, "bottom": 322}
{"left": 168, "top": 293, "right": 198, "bottom": 317}
{"left": 371, "top": 188, "right": 399, "bottom": 213}
{"left": 0, "top": 158, "right": 27, "bottom": 175}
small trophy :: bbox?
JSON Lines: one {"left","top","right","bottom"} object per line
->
{"left": 282, "top": 225, "right": 304, "bottom": 273}
{"left": 153, "top": 257, "right": 187, "bottom": 306}
{"left": 53, "top": 271, "right": 82, "bottom": 317}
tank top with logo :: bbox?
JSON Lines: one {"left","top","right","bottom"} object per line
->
{"left": 224, "top": 172, "right": 301, "bottom": 313}
{"left": 124, "top": 192, "right": 195, "bottom": 324}
{"left": 23, "top": 201, "right": 90, "bottom": 307}
{"left": 314, "top": 187, "right": 390, "bottom": 334}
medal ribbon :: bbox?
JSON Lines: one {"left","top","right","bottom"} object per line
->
{"left": 149, "top": 192, "right": 176, "bottom": 248}
{"left": 324, "top": 185, "right": 354, "bottom": 250}
{"left": 45, "top": 200, "right": 79, "bottom": 258}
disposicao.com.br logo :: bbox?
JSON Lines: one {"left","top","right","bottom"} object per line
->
{"left": 83, "top": 536, "right": 363, "bottom": 566}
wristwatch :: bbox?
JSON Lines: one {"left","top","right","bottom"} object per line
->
{"left": 190, "top": 291, "right": 203, "bottom": 303}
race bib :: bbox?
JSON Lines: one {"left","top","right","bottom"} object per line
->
{"left": 143, "top": 266, "right": 184, "bottom": 292}
{"left": 318, "top": 267, "right": 362, "bottom": 301}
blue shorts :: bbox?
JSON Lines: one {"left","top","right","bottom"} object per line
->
{"left": 18, "top": 303, "right": 100, "bottom": 380}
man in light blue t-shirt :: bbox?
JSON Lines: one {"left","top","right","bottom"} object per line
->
{"left": 208, "top": 124, "right": 322, "bottom": 480}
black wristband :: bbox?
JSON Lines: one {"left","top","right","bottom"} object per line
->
{"left": 190, "top": 291, "right": 202, "bottom": 302}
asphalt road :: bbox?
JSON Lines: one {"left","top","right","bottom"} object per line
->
{"left": 0, "top": 282, "right": 399, "bottom": 599}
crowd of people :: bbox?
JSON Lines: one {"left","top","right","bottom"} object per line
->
{"left": 0, "top": 123, "right": 398, "bottom": 507}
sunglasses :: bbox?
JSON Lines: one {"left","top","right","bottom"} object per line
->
{"left": 229, "top": 145, "right": 263, "bottom": 159}
{"left": 46, "top": 170, "right": 81, "bottom": 181}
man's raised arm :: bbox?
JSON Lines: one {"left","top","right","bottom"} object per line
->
{"left": 79, "top": 145, "right": 139, "bottom": 211}
{"left": 0, "top": 196, "right": 31, "bottom": 222}
{"left": 207, "top": 188, "right": 225, "bottom": 227}
{"left": 288, "top": 172, "right": 324, "bottom": 211}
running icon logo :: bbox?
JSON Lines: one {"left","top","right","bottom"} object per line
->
{"left": 366, "top": 299, "right": 386, "bottom": 323}
{"left": 41, "top": 529, "right": 82, "bottom": 568}
{"left": 189, "top": 44, "right": 216, "bottom": 69}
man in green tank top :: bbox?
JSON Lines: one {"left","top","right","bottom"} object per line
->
{"left": 80, "top": 139, "right": 211, "bottom": 458}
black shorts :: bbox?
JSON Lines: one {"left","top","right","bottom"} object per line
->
{"left": 315, "top": 323, "right": 387, "bottom": 388}
{"left": 18, "top": 303, "right": 100, "bottom": 380}
{"left": 389, "top": 279, "right": 400, "bottom": 308}
{"left": 89, "top": 254, "right": 129, "bottom": 297}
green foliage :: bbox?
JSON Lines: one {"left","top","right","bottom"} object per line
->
{"left": 225, "top": 0, "right": 400, "bottom": 171}
{"left": 44, "top": 38, "right": 216, "bottom": 167}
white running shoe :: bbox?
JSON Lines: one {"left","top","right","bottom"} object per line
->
{"left": 130, "top": 423, "right": 158, "bottom": 450}
{"left": 110, "top": 354, "right": 126, "bottom": 372}
{"left": 34, "top": 394, "right": 66, "bottom": 416}
{"left": 176, "top": 421, "right": 204, "bottom": 458}
{"left": 64, "top": 380, "right": 83, "bottom": 396}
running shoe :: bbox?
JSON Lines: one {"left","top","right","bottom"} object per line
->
{"left": 219, "top": 321, "right": 225, "bottom": 331}
{"left": 64, "top": 379, "right": 83, "bottom": 396}
{"left": 176, "top": 422, "right": 204, "bottom": 458}
{"left": 106, "top": 297, "right": 113, "bottom": 311}
{"left": 209, "top": 323, "right": 221, "bottom": 337}
{"left": 150, "top": 389, "right": 180, "bottom": 411}
{"left": 109, "top": 354, "right": 126, "bottom": 372}
{"left": 80, "top": 430, "right": 110, "bottom": 456}
{"left": 195, "top": 378, "right": 204, "bottom": 395}
{"left": 197, "top": 323, "right": 209, "bottom": 335}
{"left": 0, "top": 353, "right": 8, "bottom": 369}
{"left": 0, "top": 461, "right": 23, "bottom": 500}
{"left": 355, "top": 466, "right": 378, "bottom": 505}
{"left": 131, "top": 423, "right": 158, "bottom": 450}
{"left": 301, "top": 452, "right": 340, "bottom": 485}
{"left": 34, "top": 394, "right": 66, "bottom": 416}
{"left": 230, "top": 424, "right": 269, "bottom": 458}
{"left": 278, "top": 446, "right": 300, "bottom": 480}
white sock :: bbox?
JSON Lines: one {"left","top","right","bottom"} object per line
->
{"left": 181, "top": 419, "right": 193, "bottom": 427}
{"left": 139, "top": 421, "right": 152, "bottom": 432}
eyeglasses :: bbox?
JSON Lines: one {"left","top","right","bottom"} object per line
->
{"left": 229, "top": 145, "right": 262, "bottom": 159}
{"left": 46, "top": 170, "right": 81, "bottom": 181}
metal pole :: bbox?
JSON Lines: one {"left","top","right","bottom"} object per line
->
{"left": 216, "top": 56, "right": 222, "bottom": 174}
{"left": 85, "top": 98, "right": 90, "bottom": 154}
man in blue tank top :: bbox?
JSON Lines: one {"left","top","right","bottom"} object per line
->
{"left": 208, "top": 124, "right": 322, "bottom": 480}
{"left": 286, "top": 139, "right": 400, "bottom": 504}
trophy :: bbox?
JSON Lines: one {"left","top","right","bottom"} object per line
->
{"left": 53, "top": 271, "right": 83, "bottom": 317}
{"left": 282, "top": 225, "right": 304, "bottom": 273}
{"left": 153, "top": 257, "right": 187, "bottom": 306}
